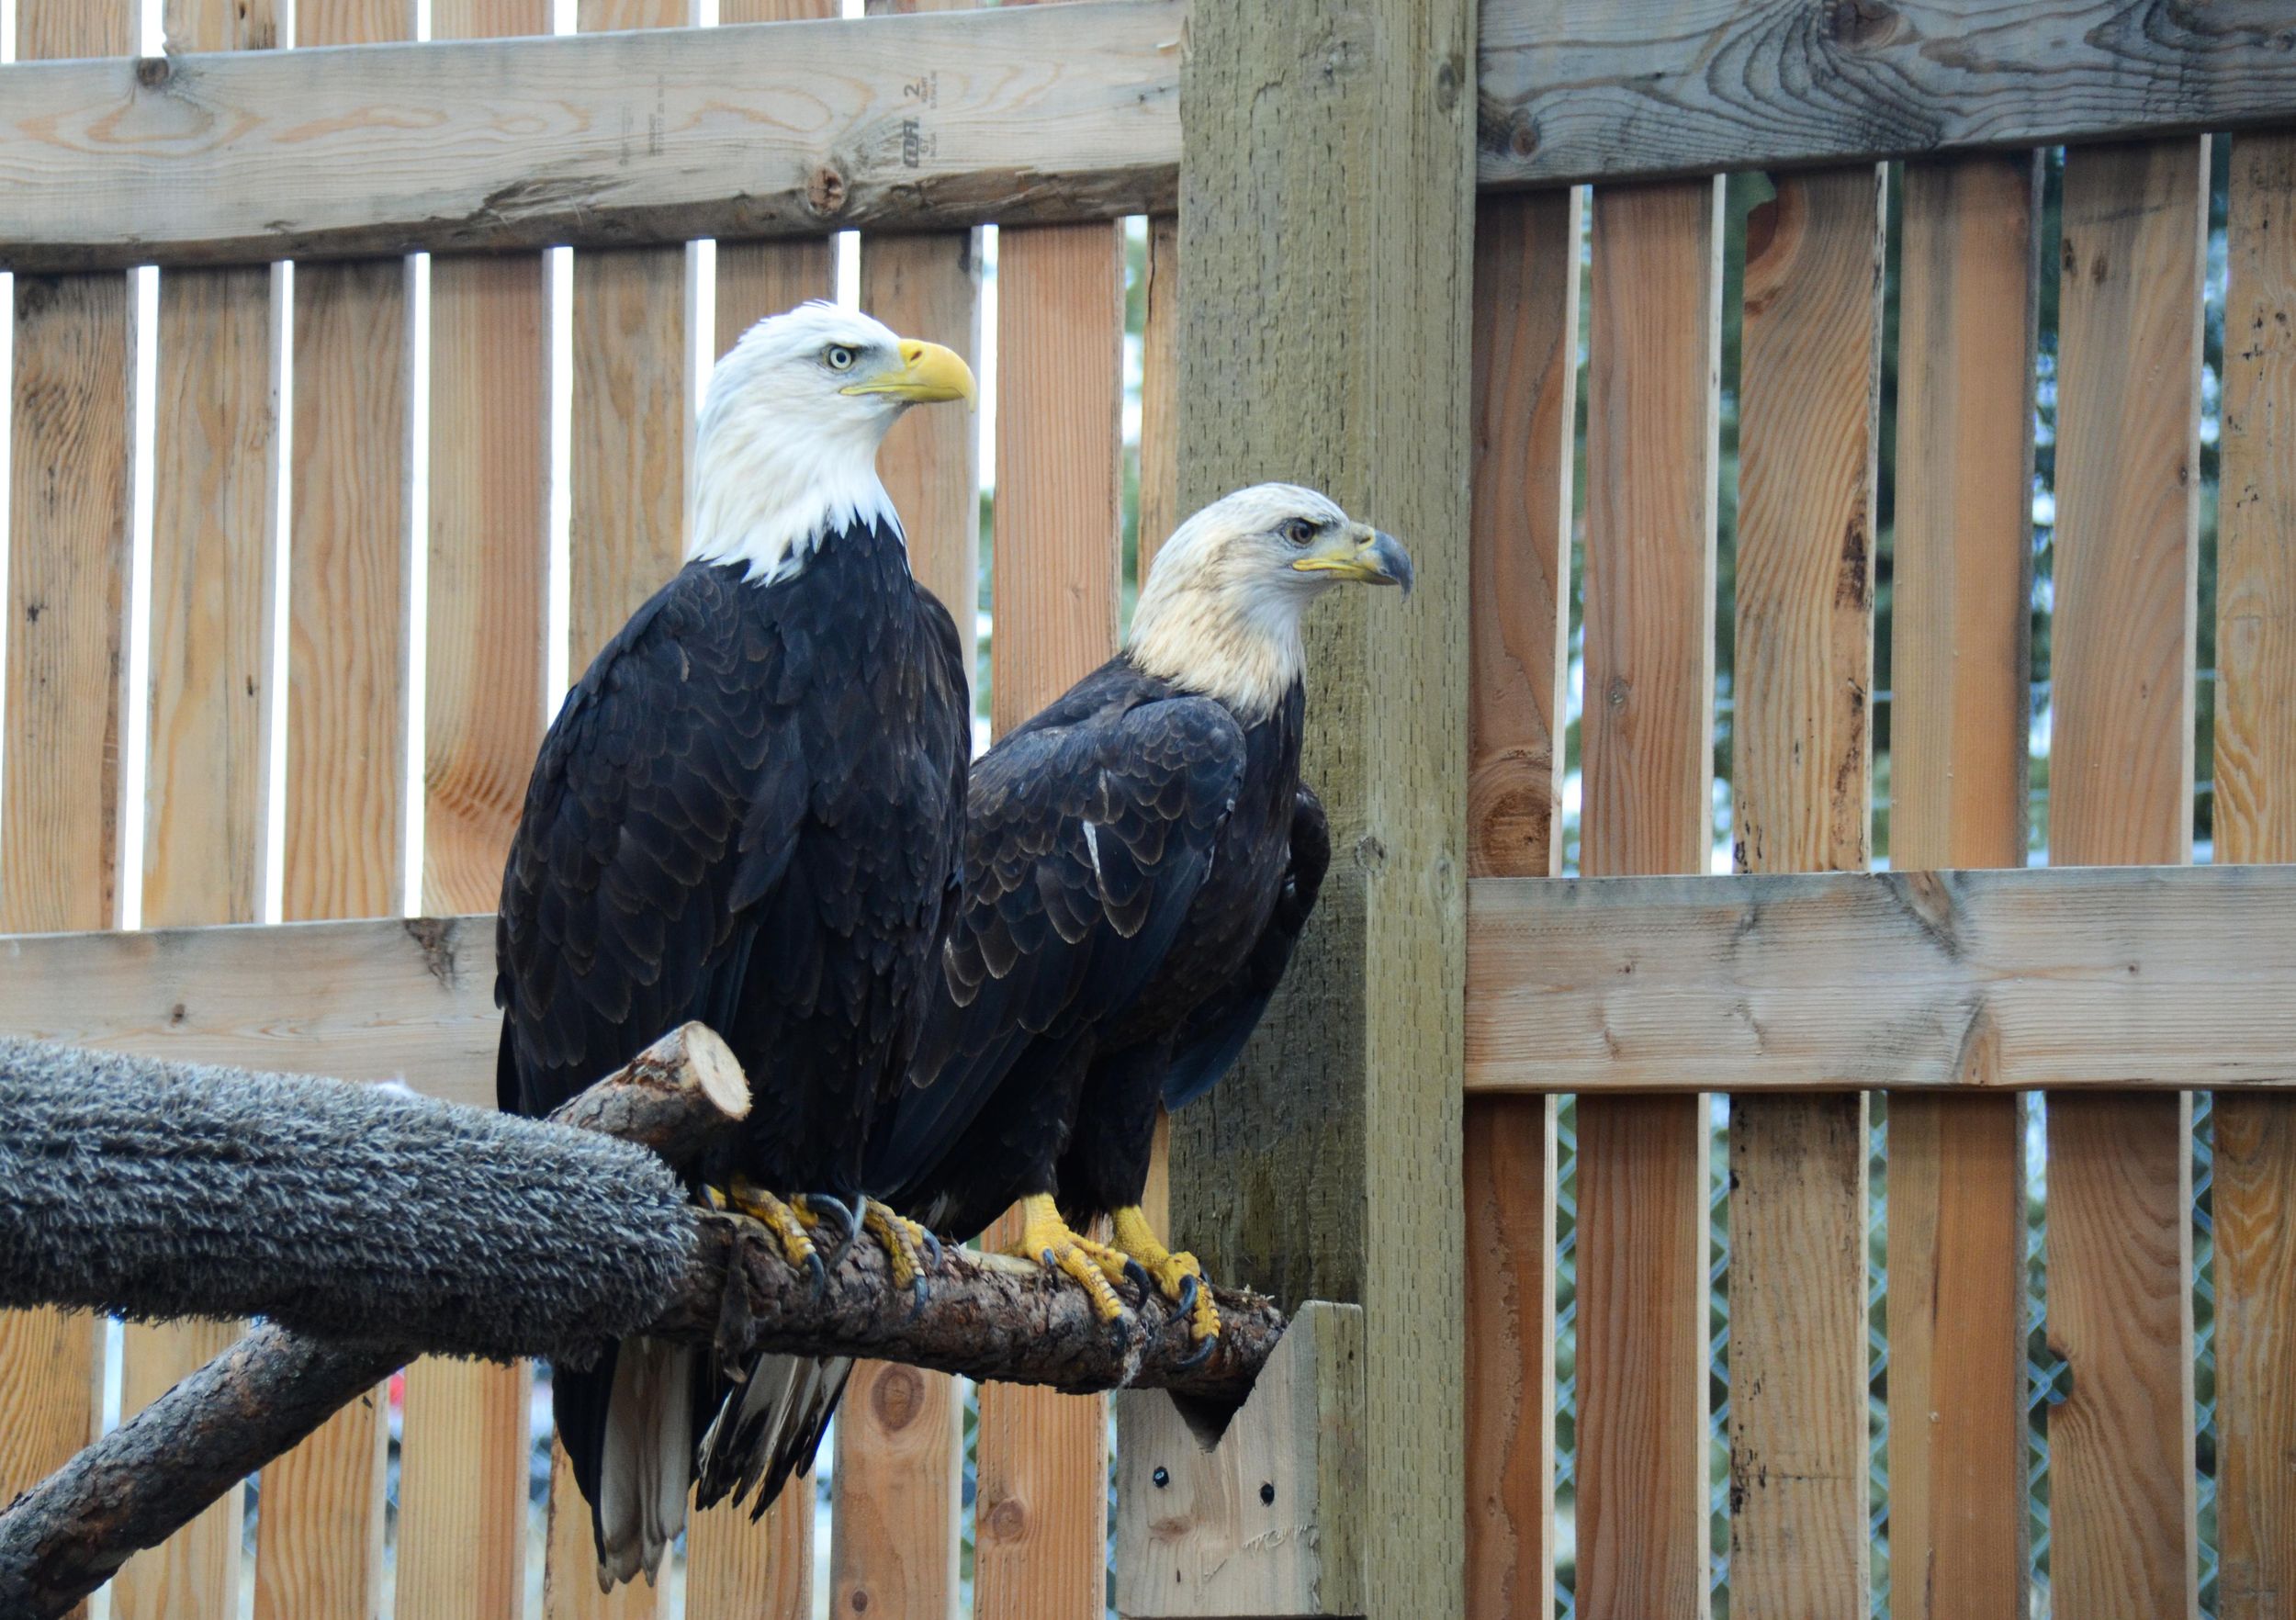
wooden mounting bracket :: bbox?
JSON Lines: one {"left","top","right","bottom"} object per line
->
{"left": 1113, "top": 1301, "right": 1366, "bottom": 1619}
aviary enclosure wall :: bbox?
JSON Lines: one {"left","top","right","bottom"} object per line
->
{"left": 2, "top": 2, "right": 2294, "bottom": 1618}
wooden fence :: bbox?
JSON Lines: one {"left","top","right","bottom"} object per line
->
{"left": 3, "top": 1, "right": 2294, "bottom": 1616}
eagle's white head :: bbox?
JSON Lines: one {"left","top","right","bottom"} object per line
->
{"left": 688, "top": 301, "right": 976, "bottom": 583}
{"left": 1126, "top": 483, "right": 1413, "bottom": 718}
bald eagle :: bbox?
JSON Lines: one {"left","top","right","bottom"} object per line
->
{"left": 869, "top": 484, "right": 1411, "bottom": 1348}
{"left": 496, "top": 303, "right": 975, "bottom": 1585}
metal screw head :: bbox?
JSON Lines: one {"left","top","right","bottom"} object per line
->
{"left": 1152, "top": 1467, "right": 1169, "bottom": 1489}
{"left": 1259, "top": 1481, "right": 1276, "bottom": 1506}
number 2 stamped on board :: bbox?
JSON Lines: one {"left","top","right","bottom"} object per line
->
{"left": 898, "top": 71, "right": 940, "bottom": 169}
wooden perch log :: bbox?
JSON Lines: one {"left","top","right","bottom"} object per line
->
{"left": 0, "top": 1026, "right": 1285, "bottom": 1618}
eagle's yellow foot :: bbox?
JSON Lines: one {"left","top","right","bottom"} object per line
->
{"left": 1112, "top": 1205, "right": 1220, "bottom": 1357}
{"left": 1010, "top": 1194, "right": 1128, "bottom": 1330}
{"left": 714, "top": 1177, "right": 828, "bottom": 1297}
{"left": 861, "top": 1198, "right": 943, "bottom": 1307}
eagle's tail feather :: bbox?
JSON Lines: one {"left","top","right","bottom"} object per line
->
{"left": 694, "top": 1352, "right": 852, "bottom": 1518}
{"left": 566, "top": 1336, "right": 695, "bottom": 1590}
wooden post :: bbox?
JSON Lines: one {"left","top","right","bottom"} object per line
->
{"left": 1165, "top": 2, "right": 1473, "bottom": 1614}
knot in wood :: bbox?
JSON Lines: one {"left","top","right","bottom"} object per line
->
{"left": 135, "top": 56, "right": 171, "bottom": 90}
{"left": 869, "top": 1363, "right": 926, "bottom": 1432}
{"left": 1822, "top": 0, "right": 1902, "bottom": 50}
{"left": 985, "top": 1496, "right": 1027, "bottom": 1542}
{"left": 806, "top": 165, "right": 850, "bottom": 218}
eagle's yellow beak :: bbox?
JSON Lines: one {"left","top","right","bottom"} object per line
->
{"left": 1290, "top": 524, "right": 1415, "bottom": 595}
{"left": 842, "top": 338, "right": 977, "bottom": 409}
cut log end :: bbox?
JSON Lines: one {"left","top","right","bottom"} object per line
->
{"left": 673, "top": 1022, "right": 750, "bottom": 1121}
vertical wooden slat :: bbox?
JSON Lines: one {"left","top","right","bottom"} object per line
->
{"left": 2045, "top": 135, "right": 2206, "bottom": 1620}
{"left": 828, "top": 29, "right": 980, "bottom": 1606}
{"left": 1572, "top": 175, "right": 1721, "bottom": 1620}
{"left": 683, "top": 11, "right": 836, "bottom": 1602}
{"left": 2212, "top": 128, "right": 2296, "bottom": 1620}
{"left": 0, "top": 14, "right": 135, "bottom": 1614}
{"left": 1885, "top": 150, "right": 2040, "bottom": 1620}
{"left": 975, "top": 213, "right": 1124, "bottom": 1620}
{"left": 255, "top": 5, "right": 415, "bottom": 1615}
{"left": 113, "top": 1, "right": 281, "bottom": 1611}
{"left": 1461, "top": 184, "right": 1578, "bottom": 1620}
{"left": 1725, "top": 164, "right": 1883, "bottom": 1620}
{"left": 543, "top": 4, "right": 693, "bottom": 1614}
{"left": 1137, "top": 212, "right": 1181, "bottom": 576}
{"left": 396, "top": 6, "right": 549, "bottom": 1616}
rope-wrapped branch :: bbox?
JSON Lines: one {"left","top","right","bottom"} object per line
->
{"left": 0, "top": 1028, "right": 1284, "bottom": 1619}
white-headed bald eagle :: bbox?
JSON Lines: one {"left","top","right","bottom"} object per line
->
{"left": 868, "top": 484, "right": 1411, "bottom": 1350}
{"left": 496, "top": 303, "right": 975, "bottom": 1586}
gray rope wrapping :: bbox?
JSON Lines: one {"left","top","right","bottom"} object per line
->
{"left": 0, "top": 1038, "right": 697, "bottom": 1362}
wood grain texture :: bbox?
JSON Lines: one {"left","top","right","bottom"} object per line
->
{"left": 258, "top": 9, "right": 414, "bottom": 1614}
{"left": 2043, "top": 135, "right": 2206, "bottom": 1620}
{"left": 546, "top": 1440, "right": 667, "bottom": 1620}
{"left": 976, "top": 147, "right": 1123, "bottom": 1617}
{"left": 1461, "top": 183, "right": 1576, "bottom": 1620}
{"left": 0, "top": 916, "right": 497, "bottom": 1106}
{"left": 712, "top": 0, "right": 836, "bottom": 360}
{"left": 114, "top": 8, "right": 280, "bottom": 1615}
{"left": 1476, "top": 0, "right": 2296, "bottom": 189}
{"left": 1466, "top": 864, "right": 2296, "bottom": 1093}
{"left": 1725, "top": 163, "right": 1882, "bottom": 1620}
{"left": 1165, "top": 4, "right": 1474, "bottom": 1615}
{"left": 1137, "top": 211, "right": 1180, "bottom": 578}
{"left": 0, "top": 4, "right": 137, "bottom": 1589}
{"left": 2212, "top": 129, "right": 2296, "bottom": 1620}
{"left": 1884, "top": 149, "right": 2041, "bottom": 1620}
{"left": 834, "top": 31, "right": 976, "bottom": 1610}
{"left": 1, "top": 4, "right": 1184, "bottom": 274}
{"left": 1571, "top": 174, "right": 1720, "bottom": 1620}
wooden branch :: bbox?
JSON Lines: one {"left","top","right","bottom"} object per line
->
{"left": 1478, "top": 0, "right": 2296, "bottom": 189}
{"left": 0, "top": 4, "right": 1184, "bottom": 272}
{"left": 1467, "top": 864, "right": 2296, "bottom": 1093}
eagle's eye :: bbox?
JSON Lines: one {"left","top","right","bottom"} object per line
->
{"left": 824, "top": 344, "right": 858, "bottom": 373}
{"left": 1279, "top": 517, "right": 1319, "bottom": 547}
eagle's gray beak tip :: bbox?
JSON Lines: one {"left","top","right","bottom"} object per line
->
{"left": 1371, "top": 532, "right": 1414, "bottom": 597}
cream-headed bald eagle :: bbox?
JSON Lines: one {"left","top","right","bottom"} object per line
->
{"left": 496, "top": 303, "right": 975, "bottom": 1586}
{"left": 868, "top": 483, "right": 1412, "bottom": 1350}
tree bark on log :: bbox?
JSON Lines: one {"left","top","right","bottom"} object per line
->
{"left": 0, "top": 1027, "right": 1286, "bottom": 1618}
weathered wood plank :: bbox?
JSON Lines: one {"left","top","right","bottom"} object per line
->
{"left": 710, "top": 0, "right": 837, "bottom": 354}
{"left": 975, "top": 175, "right": 1123, "bottom": 1619}
{"left": 112, "top": 6, "right": 279, "bottom": 1614}
{"left": 1726, "top": 163, "right": 1883, "bottom": 1620}
{"left": 0, "top": 3, "right": 1184, "bottom": 273}
{"left": 1884, "top": 149, "right": 2040, "bottom": 1620}
{"left": 398, "top": 8, "right": 548, "bottom": 1614}
{"left": 255, "top": 8, "right": 413, "bottom": 1617}
{"left": 0, "top": 6, "right": 137, "bottom": 1600}
{"left": 1570, "top": 173, "right": 1720, "bottom": 1620}
{"left": 1136, "top": 212, "right": 1180, "bottom": 578}
{"left": 1477, "top": 0, "right": 2296, "bottom": 190}
{"left": 827, "top": 33, "right": 977, "bottom": 1610}
{"left": 1461, "top": 183, "right": 1577, "bottom": 1620}
{"left": 0, "top": 917, "right": 495, "bottom": 1106}
{"left": 2043, "top": 135, "right": 2206, "bottom": 1620}
{"left": 2211, "top": 128, "right": 2296, "bottom": 1620}
{"left": 1466, "top": 864, "right": 2296, "bottom": 1093}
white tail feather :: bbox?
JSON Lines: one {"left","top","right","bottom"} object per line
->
{"left": 594, "top": 1339, "right": 694, "bottom": 1589}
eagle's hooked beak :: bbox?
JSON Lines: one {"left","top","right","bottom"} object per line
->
{"left": 1291, "top": 524, "right": 1415, "bottom": 596}
{"left": 843, "top": 337, "right": 978, "bottom": 409}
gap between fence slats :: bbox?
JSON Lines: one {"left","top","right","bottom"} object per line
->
{"left": 109, "top": 2, "right": 280, "bottom": 1614}
{"left": 1884, "top": 148, "right": 2040, "bottom": 1620}
{"left": 2044, "top": 135, "right": 2207, "bottom": 1620}
{"left": 254, "top": 8, "right": 416, "bottom": 1615}
{"left": 0, "top": 11, "right": 137, "bottom": 1615}
{"left": 1572, "top": 174, "right": 1721, "bottom": 1620}
{"left": 1461, "top": 184, "right": 1577, "bottom": 1620}
{"left": 1726, "top": 163, "right": 1883, "bottom": 1620}
{"left": 545, "top": 5, "right": 696, "bottom": 1611}
{"left": 2212, "top": 127, "right": 2296, "bottom": 1620}
{"left": 976, "top": 203, "right": 1124, "bottom": 1620}
{"left": 828, "top": 26, "right": 984, "bottom": 1608}
{"left": 396, "top": 5, "right": 552, "bottom": 1615}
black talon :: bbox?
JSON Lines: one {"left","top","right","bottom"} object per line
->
{"left": 1123, "top": 1258, "right": 1154, "bottom": 1302}
{"left": 1174, "top": 1331, "right": 1217, "bottom": 1371}
{"left": 804, "top": 1250, "right": 829, "bottom": 1300}
{"left": 806, "top": 1191, "right": 865, "bottom": 1272}
{"left": 910, "top": 1275, "right": 929, "bottom": 1314}
{"left": 1175, "top": 1273, "right": 1199, "bottom": 1316}
{"left": 919, "top": 1226, "right": 945, "bottom": 1267}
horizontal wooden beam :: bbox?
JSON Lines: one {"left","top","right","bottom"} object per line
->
{"left": 0, "top": 3, "right": 1181, "bottom": 272}
{"left": 1467, "top": 865, "right": 2296, "bottom": 1093}
{"left": 1477, "top": 0, "right": 2296, "bottom": 189}
{"left": 0, "top": 916, "right": 497, "bottom": 1108}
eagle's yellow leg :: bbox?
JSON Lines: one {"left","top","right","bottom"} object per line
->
{"left": 1111, "top": 1205, "right": 1219, "bottom": 1344}
{"left": 715, "top": 1176, "right": 822, "bottom": 1278}
{"left": 861, "top": 1198, "right": 941, "bottom": 1302}
{"left": 1008, "top": 1194, "right": 1127, "bottom": 1324}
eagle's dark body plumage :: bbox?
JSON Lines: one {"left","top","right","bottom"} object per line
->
{"left": 497, "top": 520, "right": 968, "bottom": 1559}
{"left": 870, "top": 656, "right": 1328, "bottom": 1243}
